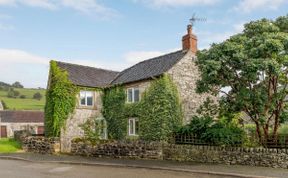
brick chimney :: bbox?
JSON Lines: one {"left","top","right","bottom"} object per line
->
{"left": 182, "top": 25, "right": 197, "bottom": 53}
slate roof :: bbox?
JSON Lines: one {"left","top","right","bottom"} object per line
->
{"left": 56, "top": 61, "right": 119, "bottom": 88}
{"left": 0, "top": 111, "right": 44, "bottom": 123}
{"left": 111, "top": 50, "right": 187, "bottom": 85}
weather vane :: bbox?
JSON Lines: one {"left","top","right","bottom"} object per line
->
{"left": 189, "top": 13, "right": 206, "bottom": 27}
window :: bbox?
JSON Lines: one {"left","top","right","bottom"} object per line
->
{"left": 80, "top": 91, "right": 94, "bottom": 106}
{"left": 128, "top": 118, "right": 139, "bottom": 136}
{"left": 127, "top": 88, "right": 140, "bottom": 103}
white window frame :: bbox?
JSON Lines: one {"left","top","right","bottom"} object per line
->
{"left": 126, "top": 88, "right": 140, "bottom": 103}
{"left": 128, "top": 118, "right": 139, "bottom": 136}
{"left": 80, "top": 91, "right": 94, "bottom": 106}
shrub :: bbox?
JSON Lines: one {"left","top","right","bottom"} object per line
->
{"left": 19, "top": 95, "right": 26, "bottom": 99}
{"left": 79, "top": 117, "right": 107, "bottom": 144}
{"left": 177, "top": 116, "right": 245, "bottom": 146}
{"left": 33, "top": 92, "right": 42, "bottom": 100}
{"left": 7, "top": 88, "right": 20, "bottom": 98}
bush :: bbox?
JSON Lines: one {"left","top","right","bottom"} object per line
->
{"left": 176, "top": 116, "right": 245, "bottom": 146}
{"left": 79, "top": 117, "right": 107, "bottom": 144}
{"left": 19, "top": 95, "right": 26, "bottom": 99}
{"left": 33, "top": 92, "right": 42, "bottom": 100}
{"left": 7, "top": 88, "right": 20, "bottom": 98}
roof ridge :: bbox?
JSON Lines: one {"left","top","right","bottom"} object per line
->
{"left": 110, "top": 50, "right": 185, "bottom": 84}
{"left": 55, "top": 60, "right": 119, "bottom": 73}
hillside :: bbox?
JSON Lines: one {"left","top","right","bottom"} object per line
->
{"left": 0, "top": 88, "right": 46, "bottom": 110}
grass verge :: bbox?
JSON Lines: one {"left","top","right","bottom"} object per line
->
{"left": 0, "top": 138, "right": 22, "bottom": 153}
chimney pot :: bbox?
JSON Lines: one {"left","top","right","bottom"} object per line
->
{"left": 182, "top": 25, "right": 197, "bottom": 54}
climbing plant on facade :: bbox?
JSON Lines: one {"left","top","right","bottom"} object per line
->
{"left": 45, "top": 61, "right": 78, "bottom": 137}
{"left": 139, "top": 74, "right": 182, "bottom": 141}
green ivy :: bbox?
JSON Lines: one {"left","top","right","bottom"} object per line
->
{"left": 139, "top": 74, "right": 182, "bottom": 141}
{"left": 102, "top": 74, "right": 183, "bottom": 141}
{"left": 102, "top": 86, "right": 127, "bottom": 140}
{"left": 45, "top": 61, "right": 78, "bottom": 137}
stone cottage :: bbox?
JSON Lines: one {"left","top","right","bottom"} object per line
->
{"left": 49, "top": 25, "right": 214, "bottom": 152}
{"left": 0, "top": 110, "right": 44, "bottom": 138}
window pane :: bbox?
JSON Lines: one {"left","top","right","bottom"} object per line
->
{"left": 127, "top": 89, "right": 133, "bottom": 102}
{"left": 135, "top": 119, "right": 139, "bottom": 135}
{"left": 87, "top": 96, "right": 93, "bottom": 106}
{"left": 134, "top": 88, "right": 140, "bottom": 102}
{"left": 129, "top": 119, "right": 134, "bottom": 135}
{"left": 80, "top": 91, "right": 86, "bottom": 105}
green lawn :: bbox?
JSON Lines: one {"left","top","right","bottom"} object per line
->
{"left": 0, "top": 138, "right": 21, "bottom": 153}
{"left": 0, "top": 88, "right": 46, "bottom": 110}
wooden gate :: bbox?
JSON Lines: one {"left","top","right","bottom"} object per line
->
{"left": 1, "top": 126, "right": 7, "bottom": 138}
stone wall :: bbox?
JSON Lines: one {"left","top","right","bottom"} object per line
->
{"left": 164, "top": 144, "right": 288, "bottom": 169}
{"left": 22, "top": 136, "right": 60, "bottom": 154}
{"left": 167, "top": 51, "right": 217, "bottom": 124}
{"left": 60, "top": 90, "right": 103, "bottom": 153}
{"left": 70, "top": 141, "right": 288, "bottom": 169}
{"left": 71, "top": 140, "right": 163, "bottom": 159}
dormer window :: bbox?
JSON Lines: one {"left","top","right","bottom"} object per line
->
{"left": 127, "top": 88, "right": 140, "bottom": 103}
{"left": 80, "top": 91, "right": 93, "bottom": 106}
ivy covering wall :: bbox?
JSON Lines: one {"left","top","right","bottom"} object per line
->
{"left": 139, "top": 74, "right": 182, "bottom": 141}
{"left": 45, "top": 61, "right": 78, "bottom": 137}
{"left": 102, "top": 74, "right": 182, "bottom": 141}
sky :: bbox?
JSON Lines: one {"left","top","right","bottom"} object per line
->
{"left": 0, "top": 0, "right": 287, "bottom": 88}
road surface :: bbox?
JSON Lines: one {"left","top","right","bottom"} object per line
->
{"left": 0, "top": 159, "right": 235, "bottom": 178}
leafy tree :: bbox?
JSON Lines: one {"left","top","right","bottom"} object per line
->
{"left": 33, "top": 92, "right": 43, "bottom": 100}
{"left": 196, "top": 15, "right": 288, "bottom": 144}
{"left": 7, "top": 88, "right": 20, "bottom": 98}
{"left": 12, "top": 81, "right": 24, "bottom": 88}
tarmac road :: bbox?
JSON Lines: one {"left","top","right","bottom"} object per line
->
{"left": 0, "top": 159, "right": 236, "bottom": 178}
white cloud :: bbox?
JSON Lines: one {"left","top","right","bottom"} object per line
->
{"left": 0, "top": 0, "right": 117, "bottom": 18}
{"left": 133, "top": 0, "right": 219, "bottom": 7}
{"left": 0, "top": 49, "right": 49, "bottom": 65}
{"left": 61, "top": 0, "right": 117, "bottom": 18}
{"left": 123, "top": 48, "right": 179, "bottom": 64}
{"left": 234, "top": 0, "right": 286, "bottom": 13}
{"left": 19, "top": 0, "right": 57, "bottom": 10}
{"left": 0, "top": 23, "right": 14, "bottom": 30}
{"left": 197, "top": 22, "right": 245, "bottom": 49}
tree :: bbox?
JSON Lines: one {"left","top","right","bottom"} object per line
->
{"left": 12, "top": 81, "right": 24, "bottom": 88}
{"left": 33, "top": 92, "right": 43, "bottom": 100}
{"left": 196, "top": 15, "right": 288, "bottom": 144}
{"left": 7, "top": 88, "right": 20, "bottom": 98}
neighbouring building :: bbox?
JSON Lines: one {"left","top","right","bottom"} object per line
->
{"left": 0, "top": 110, "right": 44, "bottom": 138}
{"left": 47, "top": 25, "right": 215, "bottom": 152}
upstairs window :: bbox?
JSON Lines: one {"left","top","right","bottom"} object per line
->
{"left": 128, "top": 118, "right": 139, "bottom": 136}
{"left": 127, "top": 88, "right": 140, "bottom": 103}
{"left": 80, "top": 91, "right": 93, "bottom": 106}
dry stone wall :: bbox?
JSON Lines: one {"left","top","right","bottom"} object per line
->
{"left": 70, "top": 141, "right": 288, "bottom": 169}
{"left": 71, "top": 140, "right": 163, "bottom": 159}
{"left": 164, "top": 144, "right": 288, "bottom": 169}
{"left": 22, "top": 136, "right": 60, "bottom": 154}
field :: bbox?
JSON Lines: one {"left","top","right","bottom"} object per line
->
{"left": 0, "top": 88, "right": 46, "bottom": 110}
{"left": 0, "top": 138, "right": 21, "bottom": 153}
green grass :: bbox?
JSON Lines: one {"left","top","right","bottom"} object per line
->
{"left": 0, "top": 88, "right": 46, "bottom": 110}
{"left": 0, "top": 138, "right": 21, "bottom": 153}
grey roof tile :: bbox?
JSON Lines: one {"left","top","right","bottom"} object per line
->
{"left": 56, "top": 61, "right": 119, "bottom": 88}
{"left": 0, "top": 111, "right": 44, "bottom": 123}
{"left": 111, "top": 50, "right": 187, "bottom": 85}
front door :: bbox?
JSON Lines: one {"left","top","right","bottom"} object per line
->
{"left": 0, "top": 126, "right": 7, "bottom": 138}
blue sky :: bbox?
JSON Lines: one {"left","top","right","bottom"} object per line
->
{"left": 0, "top": 0, "right": 287, "bottom": 88}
